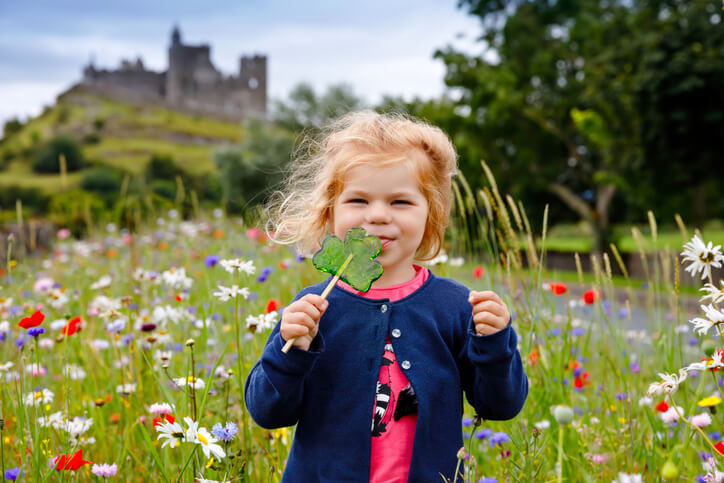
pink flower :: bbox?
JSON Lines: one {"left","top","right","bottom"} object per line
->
{"left": 57, "top": 228, "right": 71, "bottom": 240}
{"left": 591, "top": 454, "right": 607, "bottom": 464}
{"left": 33, "top": 278, "right": 54, "bottom": 293}
{"left": 691, "top": 412, "right": 712, "bottom": 428}
{"left": 660, "top": 406, "right": 682, "bottom": 423}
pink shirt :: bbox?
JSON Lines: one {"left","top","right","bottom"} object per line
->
{"left": 339, "top": 265, "right": 429, "bottom": 483}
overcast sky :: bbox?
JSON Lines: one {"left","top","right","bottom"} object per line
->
{"left": 0, "top": 1, "right": 489, "bottom": 128}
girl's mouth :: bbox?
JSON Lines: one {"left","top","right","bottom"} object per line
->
{"left": 380, "top": 239, "right": 393, "bottom": 249}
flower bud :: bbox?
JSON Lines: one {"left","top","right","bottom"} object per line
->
{"left": 702, "top": 340, "right": 717, "bottom": 357}
{"left": 185, "top": 338, "right": 195, "bottom": 347}
{"left": 661, "top": 460, "right": 678, "bottom": 480}
{"left": 553, "top": 405, "right": 574, "bottom": 425}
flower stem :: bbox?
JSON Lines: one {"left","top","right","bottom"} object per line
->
{"left": 556, "top": 424, "right": 564, "bottom": 483}
{"left": 177, "top": 444, "right": 198, "bottom": 481}
{"left": 669, "top": 394, "right": 719, "bottom": 455}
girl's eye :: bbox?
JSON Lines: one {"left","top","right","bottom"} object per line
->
{"left": 393, "top": 200, "right": 411, "bottom": 205}
{"left": 348, "top": 199, "right": 367, "bottom": 204}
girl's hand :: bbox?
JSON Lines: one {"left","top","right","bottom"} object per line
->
{"left": 468, "top": 290, "right": 510, "bottom": 336}
{"left": 280, "top": 294, "right": 328, "bottom": 351}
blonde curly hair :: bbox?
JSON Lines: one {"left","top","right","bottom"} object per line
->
{"left": 264, "top": 110, "right": 458, "bottom": 260}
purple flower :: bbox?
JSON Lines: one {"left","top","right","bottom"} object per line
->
{"left": 701, "top": 451, "right": 713, "bottom": 461}
{"left": 91, "top": 463, "right": 118, "bottom": 477}
{"left": 295, "top": 253, "right": 305, "bottom": 263}
{"left": 462, "top": 417, "right": 473, "bottom": 427}
{"left": 629, "top": 361, "right": 640, "bottom": 374}
{"left": 211, "top": 421, "right": 238, "bottom": 442}
{"left": 616, "top": 392, "right": 627, "bottom": 401}
{"left": 479, "top": 478, "right": 498, "bottom": 483}
{"left": 548, "top": 328, "right": 561, "bottom": 336}
{"left": 476, "top": 428, "right": 493, "bottom": 439}
{"left": 570, "top": 328, "right": 585, "bottom": 336}
{"left": 709, "top": 431, "right": 721, "bottom": 441}
{"left": 619, "top": 307, "right": 628, "bottom": 319}
{"left": 489, "top": 431, "right": 509, "bottom": 447}
{"left": 256, "top": 275, "right": 268, "bottom": 283}
{"left": 4, "top": 467, "right": 21, "bottom": 480}
{"left": 261, "top": 266, "right": 274, "bottom": 276}
{"left": 28, "top": 327, "right": 45, "bottom": 338}
{"left": 205, "top": 255, "right": 220, "bottom": 268}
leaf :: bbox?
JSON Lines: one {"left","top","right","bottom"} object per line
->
{"left": 312, "top": 227, "right": 383, "bottom": 292}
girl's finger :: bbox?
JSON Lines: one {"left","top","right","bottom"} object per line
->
{"left": 468, "top": 290, "right": 504, "bottom": 306}
{"left": 472, "top": 300, "right": 505, "bottom": 317}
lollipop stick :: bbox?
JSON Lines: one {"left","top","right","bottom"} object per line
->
{"left": 281, "top": 254, "right": 354, "bottom": 353}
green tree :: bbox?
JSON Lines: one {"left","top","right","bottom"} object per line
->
{"left": 213, "top": 119, "right": 295, "bottom": 216}
{"left": 33, "top": 136, "right": 84, "bottom": 173}
{"left": 272, "top": 82, "right": 366, "bottom": 132}
{"left": 436, "top": 0, "right": 724, "bottom": 254}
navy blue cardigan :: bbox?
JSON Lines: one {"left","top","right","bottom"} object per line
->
{"left": 244, "top": 272, "right": 528, "bottom": 482}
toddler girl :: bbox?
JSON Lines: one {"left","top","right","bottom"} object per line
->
{"left": 245, "top": 111, "right": 528, "bottom": 482}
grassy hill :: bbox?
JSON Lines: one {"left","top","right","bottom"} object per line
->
{"left": 0, "top": 85, "right": 244, "bottom": 195}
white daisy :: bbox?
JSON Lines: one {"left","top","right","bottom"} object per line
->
{"left": 688, "top": 348, "right": 724, "bottom": 373}
{"left": 213, "top": 285, "right": 249, "bottom": 302}
{"left": 90, "top": 275, "right": 112, "bottom": 290}
{"left": 174, "top": 376, "right": 205, "bottom": 390}
{"left": 156, "top": 419, "right": 185, "bottom": 449}
{"left": 184, "top": 418, "right": 225, "bottom": 460}
{"left": 161, "top": 267, "right": 193, "bottom": 290}
{"left": 613, "top": 472, "right": 644, "bottom": 483}
{"left": 116, "top": 383, "right": 137, "bottom": 395}
{"left": 689, "top": 304, "right": 724, "bottom": 336}
{"left": 219, "top": 258, "right": 256, "bottom": 275}
{"left": 23, "top": 388, "right": 54, "bottom": 406}
{"left": 700, "top": 281, "right": 724, "bottom": 305}
{"left": 245, "top": 311, "right": 279, "bottom": 333}
{"left": 647, "top": 369, "right": 687, "bottom": 397}
{"left": 681, "top": 235, "right": 723, "bottom": 280}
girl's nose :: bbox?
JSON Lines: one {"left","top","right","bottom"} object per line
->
{"left": 365, "top": 202, "right": 391, "bottom": 224}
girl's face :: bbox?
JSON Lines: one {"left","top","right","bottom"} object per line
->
{"left": 332, "top": 160, "right": 429, "bottom": 287}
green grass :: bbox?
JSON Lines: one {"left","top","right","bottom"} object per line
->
{"left": 0, "top": 160, "right": 84, "bottom": 194}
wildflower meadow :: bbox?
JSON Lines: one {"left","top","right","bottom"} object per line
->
{"left": 1, "top": 173, "right": 723, "bottom": 482}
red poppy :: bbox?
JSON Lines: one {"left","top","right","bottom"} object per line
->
{"left": 549, "top": 282, "right": 567, "bottom": 295}
{"left": 583, "top": 289, "right": 597, "bottom": 305}
{"left": 54, "top": 449, "right": 92, "bottom": 470}
{"left": 473, "top": 266, "right": 484, "bottom": 279}
{"left": 655, "top": 400, "right": 669, "bottom": 412}
{"left": 62, "top": 316, "right": 82, "bottom": 336}
{"left": 175, "top": 294, "right": 183, "bottom": 302}
{"left": 716, "top": 441, "right": 724, "bottom": 455}
{"left": 266, "top": 299, "right": 279, "bottom": 314}
{"left": 152, "top": 413, "right": 176, "bottom": 427}
{"left": 528, "top": 348, "right": 539, "bottom": 367}
{"left": 18, "top": 310, "right": 45, "bottom": 329}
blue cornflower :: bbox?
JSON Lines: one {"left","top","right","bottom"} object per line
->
{"left": 4, "top": 467, "right": 21, "bottom": 480}
{"left": 548, "top": 328, "right": 561, "bottom": 336}
{"left": 488, "top": 431, "right": 509, "bottom": 447}
{"left": 261, "top": 266, "right": 274, "bottom": 277}
{"left": 570, "top": 328, "right": 585, "bottom": 336}
{"left": 212, "top": 421, "right": 238, "bottom": 442}
{"left": 462, "top": 417, "right": 473, "bottom": 427}
{"left": 475, "top": 428, "right": 493, "bottom": 439}
{"left": 205, "top": 255, "right": 220, "bottom": 268}
{"left": 479, "top": 478, "right": 498, "bottom": 483}
{"left": 27, "top": 327, "right": 45, "bottom": 338}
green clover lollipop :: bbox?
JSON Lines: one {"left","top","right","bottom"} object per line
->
{"left": 281, "top": 227, "right": 384, "bottom": 353}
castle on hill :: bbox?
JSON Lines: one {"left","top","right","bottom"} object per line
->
{"left": 81, "top": 26, "right": 267, "bottom": 118}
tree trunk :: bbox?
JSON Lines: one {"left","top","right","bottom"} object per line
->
{"left": 548, "top": 182, "right": 616, "bottom": 257}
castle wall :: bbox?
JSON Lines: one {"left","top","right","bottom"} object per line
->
{"left": 83, "top": 68, "right": 165, "bottom": 97}
{"left": 81, "top": 27, "right": 267, "bottom": 119}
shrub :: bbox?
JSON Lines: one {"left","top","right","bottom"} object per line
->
{"left": 151, "top": 179, "right": 177, "bottom": 200}
{"left": 32, "top": 136, "right": 84, "bottom": 173}
{"left": 2, "top": 118, "right": 23, "bottom": 138}
{"left": 93, "top": 117, "right": 105, "bottom": 131}
{"left": 83, "top": 133, "right": 101, "bottom": 145}
{"left": 47, "top": 189, "right": 106, "bottom": 237}
{"left": 0, "top": 185, "right": 49, "bottom": 213}
{"left": 146, "top": 153, "right": 183, "bottom": 180}
{"left": 81, "top": 165, "right": 124, "bottom": 204}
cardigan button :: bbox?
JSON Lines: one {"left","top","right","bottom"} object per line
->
{"left": 380, "top": 304, "right": 388, "bottom": 313}
{"left": 401, "top": 360, "right": 411, "bottom": 370}
{"left": 391, "top": 328, "right": 401, "bottom": 338}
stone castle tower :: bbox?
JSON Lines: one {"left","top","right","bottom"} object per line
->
{"left": 82, "top": 26, "right": 267, "bottom": 118}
